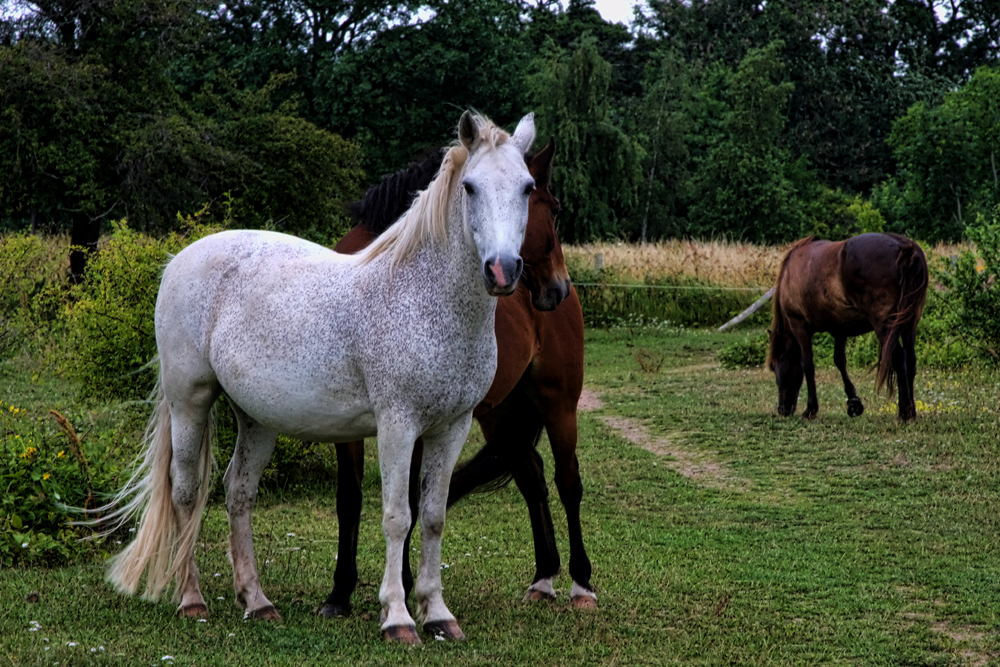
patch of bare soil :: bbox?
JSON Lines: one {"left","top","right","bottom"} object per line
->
{"left": 898, "top": 600, "right": 994, "bottom": 667}
{"left": 578, "top": 388, "right": 745, "bottom": 491}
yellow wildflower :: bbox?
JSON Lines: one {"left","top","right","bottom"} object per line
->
{"left": 57, "top": 451, "right": 65, "bottom": 458}
{"left": 42, "top": 473, "right": 50, "bottom": 480}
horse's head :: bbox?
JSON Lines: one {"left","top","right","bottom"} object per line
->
{"left": 768, "top": 327, "right": 803, "bottom": 417}
{"left": 520, "top": 138, "right": 571, "bottom": 311}
{"left": 458, "top": 111, "right": 536, "bottom": 297}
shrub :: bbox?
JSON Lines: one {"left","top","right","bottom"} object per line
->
{"left": 934, "top": 208, "right": 1000, "bottom": 363}
{"left": 62, "top": 215, "right": 221, "bottom": 401}
{"left": 0, "top": 400, "right": 127, "bottom": 566}
{"left": 718, "top": 333, "right": 768, "bottom": 369}
{"left": 0, "top": 233, "right": 69, "bottom": 357}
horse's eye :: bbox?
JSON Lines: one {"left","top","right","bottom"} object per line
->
{"left": 463, "top": 182, "right": 475, "bottom": 195}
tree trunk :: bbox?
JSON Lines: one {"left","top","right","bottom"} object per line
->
{"left": 70, "top": 213, "right": 100, "bottom": 283}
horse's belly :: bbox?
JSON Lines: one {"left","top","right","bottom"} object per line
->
{"left": 224, "top": 380, "right": 379, "bottom": 442}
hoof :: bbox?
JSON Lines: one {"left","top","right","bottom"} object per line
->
{"left": 178, "top": 603, "right": 208, "bottom": 619}
{"left": 317, "top": 602, "right": 351, "bottom": 619}
{"left": 570, "top": 594, "right": 598, "bottom": 610}
{"left": 801, "top": 409, "right": 817, "bottom": 420}
{"left": 244, "top": 605, "right": 282, "bottom": 621}
{"left": 424, "top": 619, "right": 465, "bottom": 641}
{"left": 524, "top": 589, "right": 557, "bottom": 602}
{"left": 383, "top": 624, "right": 422, "bottom": 645}
{"left": 847, "top": 398, "right": 865, "bottom": 417}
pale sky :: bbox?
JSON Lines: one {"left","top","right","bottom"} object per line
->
{"left": 591, "top": 0, "right": 642, "bottom": 27}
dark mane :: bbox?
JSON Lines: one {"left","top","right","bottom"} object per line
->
{"left": 348, "top": 149, "right": 447, "bottom": 235}
{"left": 768, "top": 235, "right": 815, "bottom": 365}
{"left": 349, "top": 144, "right": 546, "bottom": 238}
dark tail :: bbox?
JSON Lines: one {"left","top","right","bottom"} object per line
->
{"left": 877, "top": 239, "right": 929, "bottom": 393}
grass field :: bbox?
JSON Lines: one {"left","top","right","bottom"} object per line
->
{"left": 4, "top": 324, "right": 1000, "bottom": 666}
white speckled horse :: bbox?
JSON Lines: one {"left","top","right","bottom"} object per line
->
{"left": 96, "top": 111, "right": 536, "bottom": 644}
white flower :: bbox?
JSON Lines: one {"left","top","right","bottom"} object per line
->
{"left": 21, "top": 542, "right": 28, "bottom": 548}
{"left": 198, "top": 619, "right": 207, "bottom": 623}
{"left": 162, "top": 656, "right": 174, "bottom": 661}
{"left": 286, "top": 533, "right": 295, "bottom": 537}
{"left": 67, "top": 642, "right": 78, "bottom": 647}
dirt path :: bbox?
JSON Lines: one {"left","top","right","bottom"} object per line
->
{"left": 578, "top": 387, "right": 745, "bottom": 491}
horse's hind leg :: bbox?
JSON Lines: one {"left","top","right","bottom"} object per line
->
{"left": 834, "top": 336, "right": 864, "bottom": 417}
{"left": 319, "top": 441, "right": 365, "bottom": 618}
{"left": 148, "top": 369, "right": 219, "bottom": 618}
{"left": 224, "top": 404, "right": 280, "bottom": 620}
{"left": 462, "top": 395, "right": 562, "bottom": 603}
{"left": 544, "top": 403, "right": 596, "bottom": 609}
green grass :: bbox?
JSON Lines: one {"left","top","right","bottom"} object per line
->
{"left": 4, "top": 326, "right": 1000, "bottom": 665}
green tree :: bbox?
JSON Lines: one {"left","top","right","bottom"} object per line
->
{"left": 528, "top": 35, "right": 640, "bottom": 242}
{"left": 685, "top": 41, "right": 810, "bottom": 243}
{"left": 1, "top": 0, "right": 364, "bottom": 275}
{"left": 884, "top": 66, "right": 1000, "bottom": 242}
{"left": 317, "top": 0, "right": 530, "bottom": 178}
{"left": 629, "top": 47, "right": 694, "bottom": 241}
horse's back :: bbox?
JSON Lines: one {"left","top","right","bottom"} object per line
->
{"left": 778, "top": 233, "right": 924, "bottom": 335}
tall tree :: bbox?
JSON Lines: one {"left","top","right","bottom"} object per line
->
{"left": 317, "top": 0, "right": 530, "bottom": 178}
{"left": 883, "top": 66, "right": 1000, "bottom": 242}
{"left": 528, "top": 35, "right": 640, "bottom": 242}
{"left": 686, "top": 41, "right": 810, "bottom": 243}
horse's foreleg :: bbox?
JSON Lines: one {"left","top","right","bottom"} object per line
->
{"left": 545, "top": 406, "right": 596, "bottom": 609}
{"left": 376, "top": 420, "right": 422, "bottom": 644}
{"left": 319, "top": 441, "right": 365, "bottom": 618}
{"left": 792, "top": 326, "right": 819, "bottom": 419}
{"left": 834, "top": 336, "right": 864, "bottom": 417}
{"left": 224, "top": 408, "right": 280, "bottom": 620}
{"left": 414, "top": 416, "right": 470, "bottom": 641}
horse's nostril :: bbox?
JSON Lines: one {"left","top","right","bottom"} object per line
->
{"left": 514, "top": 258, "right": 523, "bottom": 276}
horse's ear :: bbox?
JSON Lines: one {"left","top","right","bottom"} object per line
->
{"left": 528, "top": 137, "right": 555, "bottom": 187}
{"left": 458, "top": 111, "right": 478, "bottom": 149}
{"left": 510, "top": 113, "right": 536, "bottom": 154}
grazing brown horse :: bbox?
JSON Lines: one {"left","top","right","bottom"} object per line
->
{"left": 768, "top": 233, "right": 928, "bottom": 421}
{"left": 319, "top": 138, "right": 596, "bottom": 619}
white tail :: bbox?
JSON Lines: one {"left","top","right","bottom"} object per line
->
{"left": 96, "top": 378, "right": 215, "bottom": 602}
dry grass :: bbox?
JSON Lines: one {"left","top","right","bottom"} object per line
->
{"left": 564, "top": 239, "right": 969, "bottom": 288}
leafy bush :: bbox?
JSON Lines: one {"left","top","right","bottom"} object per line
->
{"left": 718, "top": 333, "right": 767, "bottom": 369}
{"left": 0, "top": 400, "right": 126, "bottom": 566}
{"left": 62, "top": 216, "right": 221, "bottom": 401}
{"left": 0, "top": 233, "right": 69, "bottom": 357}
{"left": 933, "top": 208, "right": 1000, "bottom": 363}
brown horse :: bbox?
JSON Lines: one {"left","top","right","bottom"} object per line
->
{"left": 768, "top": 233, "right": 928, "bottom": 421}
{"left": 318, "top": 138, "right": 596, "bottom": 619}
